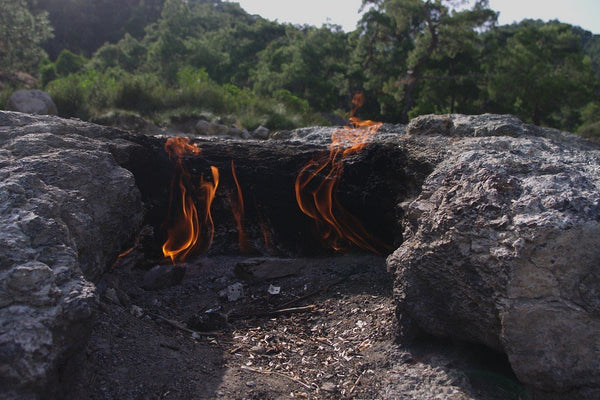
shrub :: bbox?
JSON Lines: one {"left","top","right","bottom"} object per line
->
{"left": 38, "top": 58, "right": 57, "bottom": 86}
{"left": 55, "top": 49, "right": 87, "bottom": 76}
{"left": 577, "top": 121, "right": 600, "bottom": 141}
{"left": 46, "top": 75, "right": 88, "bottom": 119}
{"left": 114, "top": 73, "right": 164, "bottom": 114}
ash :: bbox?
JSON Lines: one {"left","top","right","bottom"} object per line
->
{"left": 61, "top": 253, "right": 523, "bottom": 400}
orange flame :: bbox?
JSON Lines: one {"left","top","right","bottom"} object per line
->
{"left": 162, "top": 137, "right": 219, "bottom": 263}
{"left": 258, "top": 219, "right": 274, "bottom": 253}
{"left": 294, "top": 93, "right": 388, "bottom": 254}
{"left": 197, "top": 165, "right": 219, "bottom": 253}
{"left": 229, "top": 161, "right": 252, "bottom": 253}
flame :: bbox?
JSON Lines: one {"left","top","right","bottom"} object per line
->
{"left": 258, "top": 219, "right": 274, "bottom": 253}
{"left": 229, "top": 161, "right": 252, "bottom": 253}
{"left": 162, "top": 178, "right": 200, "bottom": 263}
{"left": 162, "top": 137, "right": 219, "bottom": 263}
{"left": 294, "top": 93, "right": 389, "bottom": 254}
{"left": 197, "top": 165, "right": 219, "bottom": 252}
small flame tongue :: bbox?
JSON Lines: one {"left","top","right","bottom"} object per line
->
{"left": 295, "top": 93, "right": 388, "bottom": 254}
{"left": 162, "top": 137, "right": 219, "bottom": 263}
{"left": 229, "top": 161, "right": 252, "bottom": 253}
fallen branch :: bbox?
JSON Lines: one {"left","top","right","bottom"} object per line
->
{"left": 349, "top": 369, "right": 367, "bottom": 395}
{"left": 229, "top": 305, "right": 317, "bottom": 320}
{"left": 279, "top": 275, "right": 351, "bottom": 309}
{"left": 241, "top": 365, "right": 314, "bottom": 390}
{"left": 147, "top": 312, "right": 221, "bottom": 337}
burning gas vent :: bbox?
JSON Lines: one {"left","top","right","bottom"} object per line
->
{"left": 122, "top": 104, "right": 415, "bottom": 262}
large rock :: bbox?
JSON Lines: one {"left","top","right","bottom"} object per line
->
{"left": 388, "top": 114, "right": 600, "bottom": 398}
{"left": 0, "top": 111, "right": 143, "bottom": 399}
{"left": 5, "top": 90, "right": 57, "bottom": 116}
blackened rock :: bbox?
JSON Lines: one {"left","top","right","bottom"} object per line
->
{"left": 142, "top": 265, "right": 186, "bottom": 290}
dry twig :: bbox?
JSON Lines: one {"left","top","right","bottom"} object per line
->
{"left": 349, "top": 369, "right": 367, "bottom": 394}
{"left": 240, "top": 365, "right": 314, "bottom": 390}
{"left": 279, "top": 275, "right": 350, "bottom": 308}
{"left": 229, "top": 305, "right": 317, "bottom": 320}
{"left": 147, "top": 312, "right": 221, "bottom": 336}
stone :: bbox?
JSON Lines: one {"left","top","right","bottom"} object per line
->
{"left": 5, "top": 89, "right": 57, "bottom": 115}
{"left": 388, "top": 114, "right": 600, "bottom": 398}
{"left": 251, "top": 125, "right": 270, "bottom": 139}
{"left": 141, "top": 265, "right": 186, "bottom": 290}
{"left": 194, "top": 120, "right": 230, "bottom": 136}
{"left": 0, "top": 111, "right": 143, "bottom": 399}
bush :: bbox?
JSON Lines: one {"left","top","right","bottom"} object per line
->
{"left": 46, "top": 75, "right": 88, "bottom": 119}
{"left": 577, "top": 121, "right": 600, "bottom": 141}
{"left": 114, "top": 73, "right": 164, "bottom": 114}
{"left": 169, "top": 66, "right": 227, "bottom": 113}
{"left": 55, "top": 49, "right": 87, "bottom": 76}
{"left": 38, "top": 58, "right": 57, "bottom": 86}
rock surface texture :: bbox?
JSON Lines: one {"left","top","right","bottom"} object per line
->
{"left": 1, "top": 110, "right": 598, "bottom": 399}
{"left": 5, "top": 90, "right": 58, "bottom": 116}
{"left": 0, "top": 111, "right": 143, "bottom": 399}
{"left": 388, "top": 114, "right": 600, "bottom": 399}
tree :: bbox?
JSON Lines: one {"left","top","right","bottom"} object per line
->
{"left": 485, "top": 21, "right": 598, "bottom": 128}
{"left": 253, "top": 25, "right": 351, "bottom": 112}
{"left": 354, "top": 0, "right": 496, "bottom": 122}
{"left": 0, "top": 0, "right": 53, "bottom": 73}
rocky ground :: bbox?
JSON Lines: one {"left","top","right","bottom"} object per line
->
{"left": 59, "top": 252, "right": 527, "bottom": 400}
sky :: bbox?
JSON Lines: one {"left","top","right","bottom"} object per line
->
{"left": 226, "top": 0, "right": 600, "bottom": 34}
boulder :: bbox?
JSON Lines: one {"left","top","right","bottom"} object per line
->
{"left": 0, "top": 111, "right": 143, "bottom": 399}
{"left": 389, "top": 114, "right": 600, "bottom": 398}
{"left": 5, "top": 89, "right": 57, "bottom": 116}
{"left": 251, "top": 125, "right": 270, "bottom": 139}
{"left": 194, "top": 120, "right": 230, "bottom": 136}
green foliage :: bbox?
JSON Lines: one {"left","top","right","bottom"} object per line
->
{"left": 38, "top": 57, "right": 57, "bottom": 85}
{"left": 354, "top": 0, "right": 497, "bottom": 122}
{"left": 577, "top": 121, "right": 600, "bottom": 141}
{"left": 485, "top": 21, "right": 597, "bottom": 129}
{"left": 29, "top": 0, "right": 600, "bottom": 136}
{"left": 0, "top": 0, "right": 53, "bottom": 74}
{"left": 576, "top": 102, "right": 600, "bottom": 140}
{"left": 45, "top": 69, "right": 119, "bottom": 118}
{"left": 29, "top": 0, "right": 164, "bottom": 59}
{"left": 253, "top": 26, "right": 350, "bottom": 112}
{"left": 55, "top": 49, "right": 87, "bottom": 76}
{"left": 46, "top": 75, "right": 88, "bottom": 118}
{"left": 114, "top": 73, "right": 165, "bottom": 114}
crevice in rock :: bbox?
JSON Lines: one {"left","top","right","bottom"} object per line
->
{"left": 117, "top": 134, "right": 419, "bottom": 261}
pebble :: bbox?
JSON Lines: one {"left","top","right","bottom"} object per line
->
{"left": 321, "top": 382, "right": 336, "bottom": 392}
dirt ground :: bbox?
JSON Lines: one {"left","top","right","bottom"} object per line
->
{"left": 59, "top": 253, "right": 529, "bottom": 400}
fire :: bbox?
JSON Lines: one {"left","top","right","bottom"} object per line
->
{"left": 162, "top": 137, "right": 219, "bottom": 263}
{"left": 258, "top": 219, "right": 274, "bottom": 253}
{"left": 294, "top": 93, "right": 388, "bottom": 254}
{"left": 229, "top": 161, "right": 252, "bottom": 253}
{"left": 197, "top": 165, "right": 219, "bottom": 253}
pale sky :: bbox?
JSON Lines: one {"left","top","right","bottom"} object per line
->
{"left": 226, "top": 0, "right": 600, "bottom": 34}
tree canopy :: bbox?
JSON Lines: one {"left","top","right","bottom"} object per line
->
{"left": 0, "top": 0, "right": 53, "bottom": 73}
{"left": 2, "top": 0, "right": 599, "bottom": 139}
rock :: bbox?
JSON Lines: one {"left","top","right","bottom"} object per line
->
{"left": 194, "top": 120, "right": 230, "bottom": 136}
{"left": 141, "top": 265, "right": 186, "bottom": 291}
{"left": 91, "top": 111, "right": 162, "bottom": 134}
{"left": 234, "top": 258, "right": 303, "bottom": 281}
{"left": 227, "top": 283, "right": 244, "bottom": 302}
{"left": 321, "top": 382, "right": 337, "bottom": 392}
{"left": 0, "top": 111, "right": 143, "bottom": 399}
{"left": 5, "top": 89, "right": 57, "bottom": 115}
{"left": 388, "top": 114, "right": 600, "bottom": 398}
{"left": 251, "top": 125, "right": 270, "bottom": 139}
